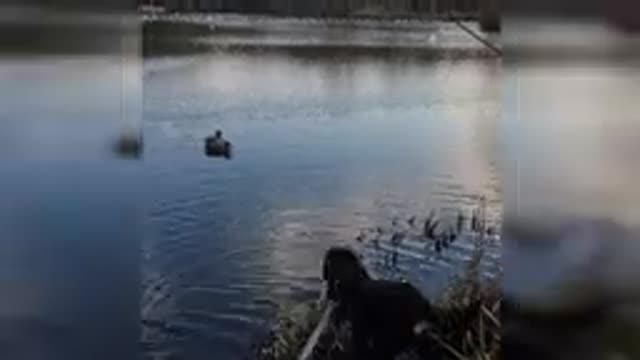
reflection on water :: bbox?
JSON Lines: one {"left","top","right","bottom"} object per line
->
{"left": 0, "top": 56, "right": 141, "bottom": 359}
{"left": 142, "top": 48, "right": 500, "bottom": 358}
{"left": 503, "top": 60, "right": 640, "bottom": 308}
{"left": 502, "top": 21, "right": 640, "bottom": 358}
{"left": 0, "top": 56, "right": 141, "bottom": 160}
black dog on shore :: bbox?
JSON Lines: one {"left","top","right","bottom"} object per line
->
{"left": 322, "top": 247, "right": 436, "bottom": 360}
{"left": 323, "top": 247, "right": 369, "bottom": 302}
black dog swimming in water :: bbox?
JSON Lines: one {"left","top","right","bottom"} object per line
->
{"left": 322, "top": 247, "right": 435, "bottom": 360}
{"left": 205, "top": 130, "right": 232, "bottom": 159}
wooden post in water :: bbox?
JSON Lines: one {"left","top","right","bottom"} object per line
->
{"left": 479, "top": 0, "right": 500, "bottom": 32}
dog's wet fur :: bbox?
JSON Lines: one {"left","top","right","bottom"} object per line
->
{"left": 322, "top": 246, "right": 437, "bottom": 360}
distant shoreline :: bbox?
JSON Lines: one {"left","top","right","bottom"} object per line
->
{"left": 138, "top": 4, "right": 479, "bottom": 23}
{"left": 142, "top": 13, "right": 498, "bottom": 59}
{"left": 140, "top": 11, "right": 478, "bottom": 31}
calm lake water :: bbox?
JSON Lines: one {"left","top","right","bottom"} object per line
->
{"left": 141, "top": 41, "right": 501, "bottom": 358}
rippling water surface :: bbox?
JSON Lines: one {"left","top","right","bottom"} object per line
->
{"left": 141, "top": 42, "right": 501, "bottom": 358}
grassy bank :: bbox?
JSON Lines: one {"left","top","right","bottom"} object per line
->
{"left": 252, "top": 243, "right": 501, "bottom": 360}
